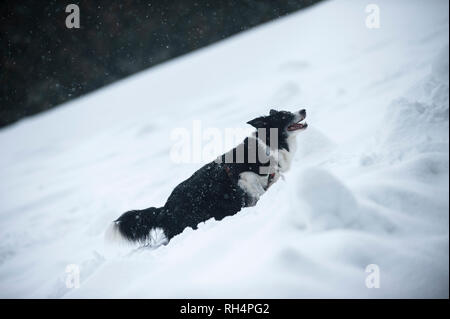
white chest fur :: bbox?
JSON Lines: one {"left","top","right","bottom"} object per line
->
{"left": 277, "top": 134, "right": 297, "bottom": 173}
{"left": 237, "top": 134, "right": 297, "bottom": 206}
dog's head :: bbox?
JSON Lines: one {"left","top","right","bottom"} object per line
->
{"left": 247, "top": 109, "right": 307, "bottom": 150}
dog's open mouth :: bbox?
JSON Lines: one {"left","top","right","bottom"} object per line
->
{"left": 287, "top": 120, "right": 307, "bottom": 131}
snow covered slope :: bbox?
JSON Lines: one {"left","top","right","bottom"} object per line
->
{"left": 0, "top": 0, "right": 448, "bottom": 298}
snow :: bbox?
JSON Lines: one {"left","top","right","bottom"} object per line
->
{"left": 0, "top": 0, "right": 448, "bottom": 298}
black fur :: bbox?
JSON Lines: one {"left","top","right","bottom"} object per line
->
{"left": 113, "top": 109, "right": 306, "bottom": 245}
{"left": 249, "top": 109, "right": 306, "bottom": 151}
{"left": 115, "top": 207, "right": 163, "bottom": 241}
{"left": 115, "top": 161, "right": 248, "bottom": 242}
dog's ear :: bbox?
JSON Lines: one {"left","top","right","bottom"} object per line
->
{"left": 247, "top": 116, "right": 267, "bottom": 128}
{"left": 269, "top": 109, "right": 277, "bottom": 116}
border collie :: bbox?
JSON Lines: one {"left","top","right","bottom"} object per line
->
{"left": 107, "top": 109, "right": 307, "bottom": 247}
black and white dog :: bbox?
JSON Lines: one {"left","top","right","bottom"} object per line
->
{"left": 107, "top": 109, "right": 307, "bottom": 246}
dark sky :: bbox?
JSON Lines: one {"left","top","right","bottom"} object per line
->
{"left": 1, "top": 0, "right": 323, "bottom": 128}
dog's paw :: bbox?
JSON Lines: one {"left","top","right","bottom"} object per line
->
{"left": 243, "top": 193, "right": 259, "bottom": 207}
{"left": 277, "top": 150, "right": 292, "bottom": 172}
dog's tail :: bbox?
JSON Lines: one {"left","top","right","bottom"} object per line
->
{"left": 105, "top": 207, "right": 168, "bottom": 246}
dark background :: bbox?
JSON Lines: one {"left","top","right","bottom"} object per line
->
{"left": 1, "top": 0, "right": 323, "bottom": 128}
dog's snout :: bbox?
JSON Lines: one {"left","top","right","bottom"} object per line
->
{"left": 299, "top": 109, "right": 306, "bottom": 118}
